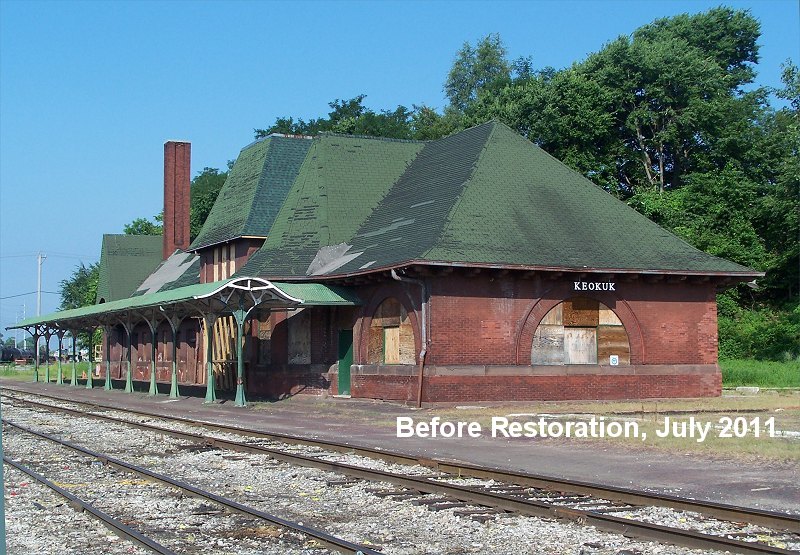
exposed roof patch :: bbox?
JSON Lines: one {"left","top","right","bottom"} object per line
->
{"left": 133, "top": 250, "right": 200, "bottom": 296}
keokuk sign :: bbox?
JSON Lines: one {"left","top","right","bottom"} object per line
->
{"left": 573, "top": 281, "right": 616, "bottom": 291}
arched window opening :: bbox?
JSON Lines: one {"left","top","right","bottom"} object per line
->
{"left": 367, "top": 298, "right": 415, "bottom": 364}
{"left": 287, "top": 308, "right": 311, "bottom": 365}
{"left": 532, "top": 297, "right": 630, "bottom": 366}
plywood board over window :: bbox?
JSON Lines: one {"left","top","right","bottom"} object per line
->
{"left": 287, "top": 308, "right": 311, "bottom": 365}
{"left": 598, "top": 325, "right": 630, "bottom": 365}
{"left": 531, "top": 324, "right": 565, "bottom": 365}
{"left": 532, "top": 298, "right": 629, "bottom": 366}
{"left": 563, "top": 297, "right": 599, "bottom": 327}
{"left": 384, "top": 326, "right": 401, "bottom": 364}
{"left": 369, "top": 297, "right": 416, "bottom": 364}
{"left": 565, "top": 328, "right": 597, "bottom": 364}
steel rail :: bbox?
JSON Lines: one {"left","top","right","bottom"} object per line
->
{"left": 2, "top": 387, "right": 797, "bottom": 533}
{"left": 3, "top": 396, "right": 797, "bottom": 555}
{"left": 3, "top": 456, "right": 178, "bottom": 555}
{"left": 2, "top": 418, "right": 380, "bottom": 555}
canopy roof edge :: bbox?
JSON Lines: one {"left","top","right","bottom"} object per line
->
{"left": 6, "top": 277, "right": 360, "bottom": 331}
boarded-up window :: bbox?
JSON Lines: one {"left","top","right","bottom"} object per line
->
{"left": 368, "top": 298, "right": 415, "bottom": 364}
{"left": 564, "top": 328, "right": 597, "bottom": 364}
{"left": 257, "top": 318, "right": 272, "bottom": 365}
{"left": 531, "top": 297, "right": 630, "bottom": 365}
{"left": 287, "top": 309, "right": 311, "bottom": 365}
{"left": 384, "top": 327, "right": 400, "bottom": 363}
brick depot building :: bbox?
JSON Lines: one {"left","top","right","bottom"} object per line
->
{"left": 15, "top": 122, "right": 761, "bottom": 403}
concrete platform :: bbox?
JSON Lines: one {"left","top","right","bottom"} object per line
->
{"left": 2, "top": 379, "right": 797, "bottom": 514}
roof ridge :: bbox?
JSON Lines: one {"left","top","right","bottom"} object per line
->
{"left": 316, "top": 131, "right": 425, "bottom": 144}
{"left": 421, "top": 121, "right": 498, "bottom": 260}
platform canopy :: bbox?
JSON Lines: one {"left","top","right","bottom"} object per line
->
{"left": 7, "top": 277, "right": 360, "bottom": 334}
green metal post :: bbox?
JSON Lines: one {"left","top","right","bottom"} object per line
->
{"left": 56, "top": 330, "right": 65, "bottom": 385}
{"left": 86, "top": 332, "right": 93, "bottom": 389}
{"left": 148, "top": 324, "right": 158, "bottom": 396}
{"left": 124, "top": 324, "right": 133, "bottom": 393}
{"left": 32, "top": 333, "right": 40, "bottom": 382}
{"left": 234, "top": 317, "right": 246, "bottom": 407}
{"left": 169, "top": 325, "right": 180, "bottom": 398}
{"left": 44, "top": 331, "right": 51, "bottom": 384}
{"left": 104, "top": 326, "right": 113, "bottom": 390}
{"left": 204, "top": 315, "right": 217, "bottom": 404}
{"left": 70, "top": 331, "right": 78, "bottom": 386}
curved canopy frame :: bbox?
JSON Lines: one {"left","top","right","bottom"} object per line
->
{"left": 7, "top": 277, "right": 360, "bottom": 404}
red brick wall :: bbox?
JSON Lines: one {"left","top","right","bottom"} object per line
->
{"left": 163, "top": 141, "right": 191, "bottom": 260}
{"left": 351, "top": 370, "right": 721, "bottom": 402}
{"left": 423, "top": 275, "right": 718, "bottom": 366}
{"left": 347, "top": 273, "right": 722, "bottom": 402}
{"left": 99, "top": 271, "right": 722, "bottom": 402}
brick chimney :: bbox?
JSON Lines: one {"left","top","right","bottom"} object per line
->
{"left": 163, "top": 141, "right": 191, "bottom": 259}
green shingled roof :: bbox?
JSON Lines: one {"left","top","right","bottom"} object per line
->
{"left": 240, "top": 121, "right": 758, "bottom": 278}
{"left": 238, "top": 133, "right": 424, "bottom": 276}
{"left": 96, "top": 234, "right": 163, "bottom": 303}
{"left": 190, "top": 136, "right": 313, "bottom": 251}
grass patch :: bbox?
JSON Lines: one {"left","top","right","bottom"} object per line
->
{"left": 0, "top": 361, "right": 91, "bottom": 382}
{"left": 721, "top": 358, "right": 800, "bottom": 388}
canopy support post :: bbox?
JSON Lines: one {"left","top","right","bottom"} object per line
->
{"left": 69, "top": 330, "right": 78, "bottom": 386}
{"left": 28, "top": 330, "right": 40, "bottom": 383}
{"left": 103, "top": 325, "right": 113, "bottom": 391}
{"left": 120, "top": 319, "right": 133, "bottom": 393}
{"left": 161, "top": 312, "right": 184, "bottom": 399}
{"left": 147, "top": 320, "right": 158, "bottom": 396}
{"left": 229, "top": 293, "right": 259, "bottom": 408}
{"left": 203, "top": 313, "right": 218, "bottom": 404}
{"left": 44, "top": 329, "right": 52, "bottom": 384}
{"left": 86, "top": 329, "right": 94, "bottom": 389}
{"left": 55, "top": 329, "right": 67, "bottom": 385}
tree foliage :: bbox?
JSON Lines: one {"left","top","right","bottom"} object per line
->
{"left": 255, "top": 95, "right": 418, "bottom": 140}
{"left": 445, "top": 33, "right": 511, "bottom": 111}
{"left": 220, "top": 8, "right": 800, "bottom": 359}
{"left": 57, "top": 262, "right": 100, "bottom": 348}
{"left": 190, "top": 166, "right": 229, "bottom": 240}
{"left": 123, "top": 213, "right": 162, "bottom": 235}
{"left": 59, "top": 262, "right": 99, "bottom": 310}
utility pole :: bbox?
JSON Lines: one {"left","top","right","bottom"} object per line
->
{"left": 37, "top": 251, "right": 46, "bottom": 317}
{"left": 37, "top": 252, "right": 46, "bottom": 357}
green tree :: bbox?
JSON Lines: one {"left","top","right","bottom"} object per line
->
{"left": 59, "top": 262, "right": 99, "bottom": 310}
{"left": 190, "top": 166, "right": 229, "bottom": 240}
{"left": 255, "top": 95, "right": 416, "bottom": 140}
{"left": 58, "top": 262, "right": 100, "bottom": 349}
{"left": 445, "top": 33, "right": 511, "bottom": 112}
{"left": 123, "top": 213, "right": 163, "bottom": 235}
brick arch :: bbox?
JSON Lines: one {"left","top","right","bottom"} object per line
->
{"left": 355, "top": 285, "right": 421, "bottom": 365}
{"left": 515, "top": 283, "right": 645, "bottom": 365}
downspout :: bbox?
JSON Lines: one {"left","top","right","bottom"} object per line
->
{"left": 391, "top": 269, "right": 428, "bottom": 408}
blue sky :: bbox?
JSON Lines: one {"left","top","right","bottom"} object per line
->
{"left": 0, "top": 0, "right": 797, "bottom": 337}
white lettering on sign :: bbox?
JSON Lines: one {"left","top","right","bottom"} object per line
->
{"left": 573, "top": 281, "right": 616, "bottom": 291}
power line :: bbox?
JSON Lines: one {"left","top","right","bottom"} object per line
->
{"left": 0, "top": 252, "right": 96, "bottom": 260}
{"left": 0, "top": 291, "right": 59, "bottom": 300}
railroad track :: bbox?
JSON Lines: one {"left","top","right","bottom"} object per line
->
{"left": 2, "top": 416, "right": 380, "bottom": 555}
{"left": 2, "top": 388, "right": 798, "bottom": 554}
